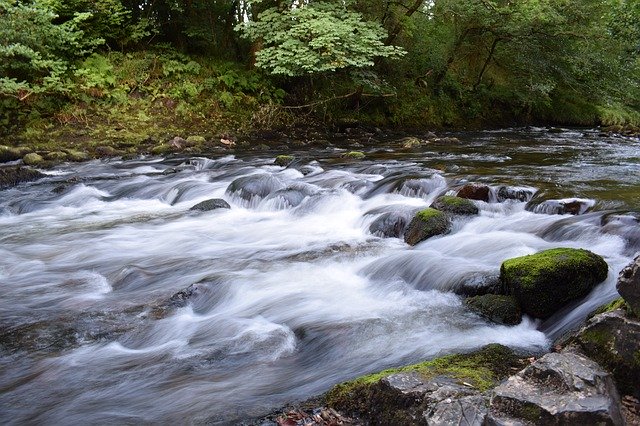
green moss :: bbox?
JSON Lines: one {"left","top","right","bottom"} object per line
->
{"left": 465, "top": 294, "right": 522, "bottom": 325}
{"left": 416, "top": 207, "right": 445, "bottom": 221}
{"left": 520, "top": 403, "right": 544, "bottom": 422}
{"left": 432, "top": 195, "right": 479, "bottom": 215}
{"left": 342, "top": 151, "right": 365, "bottom": 160}
{"left": 186, "top": 135, "right": 206, "bottom": 144}
{"left": 590, "top": 297, "right": 627, "bottom": 318}
{"left": 22, "top": 152, "right": 44, "bottom": 166}
{"left": 274, "top": 154, "right": 294, "bottom": 166}
{"left": 326, "top": 344, "right": 519, "bottom": 407}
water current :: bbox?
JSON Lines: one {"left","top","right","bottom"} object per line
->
{"left": 0, "top": 127, "right": 639, "bottom": 424}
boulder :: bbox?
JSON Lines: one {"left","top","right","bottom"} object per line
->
{"left": 189, "top": 198, "right": 231, "bottom": 211}
{"left": 500, "top": 248, "right": 608, "bottom": 319}
{"left": 398, "top": 137, "right": 422, "bottom": 149}
{"left": 186, "top": 135, "right": 206, "bottom": 144}
{"left": 575, "top": 309, "right": 640, "bottom": 399}
{"left": 274, "top": 155, "right": 294, "bottom": 167}
{"left": 496, "top": 186, "right": 536, "bottom": 203}
{"left": 326, "top": 344, "right": 522, "bottom": 426}
{"left": 457, "top": 184, "right": 490, "bottom": 202}
{"left": 528, "top": 198, "right": 595, "bottom": 215}
{"left": 226, "top": 174, "right": 286, "bottom": 205}
{"left": 369, "top": 211, "right": 412, "bottom": 238}
{"left": 22, "top": 152, "right": 44, "bottom": 166}
{"left": 63, "top": 149, "right": 90, "bottom": 162}
{"left": 0, "top": 166, "right": 45, "bottom": 188}
{"left": 0, "top": 145, "right": 28, "bottom": 163}
{"left": 341, "top": 151, "right": 365, "bottom": 160}
{"left": 45, "top": 151, "right": 68, "bottom": 162}
{"left": 488, "top": 351, "right": 623, "bottom": 425}
{"left": 432, "top": 195, "right": 479, "bottom": 215}
{"left": 616, "top": 255, "right": 640, "bottom": 314}
{"left": 404, "top": 208, "right": 451, "bottom": 246}
{"left": 465, "top": 295, "right": 522, "bottom": 325}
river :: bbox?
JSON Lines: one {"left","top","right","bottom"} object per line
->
{"left": 0, "top": 127, "right": 638, "bottom": 424}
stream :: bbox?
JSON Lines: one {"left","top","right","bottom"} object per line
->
{"left": 1, "top": 127, "right": 639, "bottom": 424}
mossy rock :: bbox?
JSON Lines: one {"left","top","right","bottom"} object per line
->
{"left": 403, "top": 208, "right": 451, "bottom": 246}
{"left": 326, "top": 344, "right": 522, "bottom": 422}
{"left": 274, "top": 155, "right": 294, "bottom": 167}
{"left": 22, "top": 153, "right": 44, "bottom": 166}
{"left": 0, "top": 166, "right": 45, "bottom": 188}
{"left": 341, "top": 151, "right": 365, "bottom": 160}
{"left": 0, "top": 145, "right": 28, "bottom": 163}
{"left": 465, "top": 294, "right": 522, "bottom": 325}
{"left": 186, "top": 135, "right": 206, "bottom": 144}
{"left": 93, "top": 146, "right": 121, "bottom": 157}
{"left": 501, "top": 248, "right": 608, "bottom": 319}
{"left": 45, "top": 151, "right": 68, "bottom": 162}
{"left": 150, "top": 144, "right": 172, "bottom": 155}
{"left": 63, "top": 149, "right": 90, "bottom": 162}
{"left": 432, "top": 195, "right": 479, "bottom": 215}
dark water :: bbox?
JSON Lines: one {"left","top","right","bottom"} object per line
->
{"left": 0, "top": 127, "right": 638, "bottom": 424}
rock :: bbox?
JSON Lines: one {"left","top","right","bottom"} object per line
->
{"left": 186, "top": 135, "right": 206, "bottom": 144}
{"left": 0, "top": 166, "right": 45, "bottom": 188}
{"left": 94, "top": 145, "right": 120, "bottom": 157}
{"left": 465, "top": 295, "right": 522, "bottom": 325}
{"left": 63, "top": 149, "right": 90, "bottom": 162}
{"left": 398, "top": 137, "right": 422, "bottom": 149}
{"left": 0, "top": 145, "right": 28, "bottom": 163}
{"left": 455, "top": 275, "right": 503, "bottom": 297}
{"left": 616, "top": 255, "right": 640, "bottom": 314}
{"left": 341, "top": 151, "right": 365, "bottom": 160}
{"left": 434, "top": 137, "right": 461, "bottom": 144}
{"left": 528, "top": 198, "right": 595, "bottom": 215}
{"left": 500, "top": 248, "right": 608, "bottom": 319}
{"left": 326, "top": 344, "right": 522, "bottom": 426}
{"left": 457, "top": 184, "right": 490, "bottom": 202}
{"left": 22, "top": 152, "right": 44, "bottom": 166}
{"left": 226, "top": 174, "right": 286, "bottom": 205}
{"left": 576, "top": 309, "right": 640, "bottom": 399}
{"left": 369, "top": 211, "right": 413, "bottom": 238}
{"left": 168, "top": 136, "right": 188, "bottom": 149}
{"left": 151, "top": 144, "right": 172, "bottom": 155}
{"left": 263, "top": 183, "right": 318, "bottom": 209}
{"left": 45, "top": 151, "right": 68, "bottom": 162}
{"left": 274, "top": 155, "right": 294, "bottom": 167}
{"left": 432, "top": 195, "right": 479, "bottom": 215}
{"left": 404, "top": 208, "right": 451, "bottom": 246}
{"left": 488, "top": 351, "right": 623, "bottom": 425}
{"left": 189, "top": 198, "right": 231, "bottom": 211}
{"left": 496, "top": 186, "right": 536, "bottom": 203}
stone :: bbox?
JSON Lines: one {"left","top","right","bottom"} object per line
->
{"left": 369, "top": 211, "right": 413, "bottom": 238}
{"left": 22, "top": 152, "right": 44, "bottom": 166}
{"left": 94, "top": 145, "right": 120, "bottom": 157}
{"left": 0, "top": 166, "right": 45, "bottom": 188}
{"left": 186, "top": 135, "right": 206, "bottom": 144}
{"left": 432, "top": 195, "right": 479, "bottom": 215}
{"left": 398, "top": 137, "right": 422, "bottom": 149}
{"left": 616, "top": 255, "right": 640, "bottom": 314}
{"left": 488, "top": 351, "right": 623, "bottom": 425}
{"left": 496, "top": 186, "right": 536, "bottom": 203}
{"left": 189, "top": 198, "right": 231, "bottom": 211}
{"left": 500, "top": 248, "right": 608, "bottom": 319}
{"left": 457, "top": 184, "right": 491, "bottom": 202}
{"left": 465, "top": 294, "right": 522, "bottom": 325}
{"left": 45, "top": 151, "right": 68, "bottom": 162}
{"left": 0, "top": 145, "right": 27, "bottom": 163}
{"left": 528, "top": 198, "right": 595, "bottom": 215}
{"left": 341, "top": 151, "right": 365, "bottom": 160}
{"left": 274, "top": 155, "right": 295, "bottom": 167}
{"left": 226, "top": 174, "right": 286, "bottom": 205}
{"left": 64, "top": 149, "right": 90, "bottom": 162}
{"left": 404, "top": 208, "right": 451, "bottom": 246}
{"left": 169, "top": 136, "right": 188, "bottom": 149}
{"left": 575, "top": 309, "right": 640, "bottom": 399}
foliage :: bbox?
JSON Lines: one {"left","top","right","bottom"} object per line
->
{"left": 237, "top": 1, "right": 404, "bottom": 76}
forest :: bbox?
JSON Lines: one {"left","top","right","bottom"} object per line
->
{"left": 1, "top": 0, "right": 639, "bottom": 143}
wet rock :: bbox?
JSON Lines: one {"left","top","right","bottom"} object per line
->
{"left": 274, "top": 155, "right": 295, "bottom": 167}
{"left": 575, "top": 309, "right": 640, "bottom": 399}
{"left": 22, "top": 152, "right": 44, "bottom": 166}
{"left": 326, "top": 344, "right": 522, "bottom": 426}
{"left": 496, "top": 186, "right": 536, "bottom": 203}
{"left": 263, "top": 183, "right": 318, "bottom": 209}
{"left": 341, "top": 151, "right": 365, "bottom": 160}
{"left": 369, "top": 211, "right": 413, "bottom": 238}
{"left": 616, "top": 255, "right": 640, "bottom": 314}
{"left": 226, "top": 174, "right": 286, "bottom": 204}
{"left": 528, "top": 198, "right": 595, "bottom": 215}
{"left": 432, "top": 195, "right": 479, "bottom": 215}
{"left": 601, "top": 214, "right": 640, "bottom": 254}
{"left": 465, "top": 294, "right": 522, "bottom": 325}
{"left": 151, "top": 144, "right": 172, "bottom": 155}
{"left": 433, "top": 137, "right": 461, "bottom": 144}
{"left": 45, "top": 151, "right": 68, "bottom": 162}
{"left": 0, "top": 145, "right": 28, "bottom": 163}
{"left": 186, "top": 135, "right": 206, "bottom": 144}
{"left": 404, "top": 208, "right": 451, "bottom": 246}
{"left": 488, "top": 351, "right": 623, "bottom": 425}
{"left": 454, "top": 275, "right": 503, "bottom": 297}
{"left": 500, "top": 248, "right": 608, "bottom": 319}
{"left": 397, "top": 137, "right": 422, "bottom": 149}
{"left": 0, "top": 166, "right": 45, "bottom": 188}
{"left": 94, "top": 145, "right": 120, "bottom": 157}
{"left": 457, "top": 184, "right": 490, "bottom": 202}
{"left": 64, "top": 149, "right": 90, "bottom": 162}
{"left": 189, "top": 198, "right": 231, "bottom": 211}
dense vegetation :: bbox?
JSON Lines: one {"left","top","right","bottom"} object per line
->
{"left": 1, "top": 0, "right": 639, "bottom": 143}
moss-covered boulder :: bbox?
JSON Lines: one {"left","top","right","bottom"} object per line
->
{"left": 186, "top": 135, "right": 206, "bottom": 145}
{"left": 341, "top": 151, "right": 365, "bottom": 160}
{"left": 22, "top": 152, "right": 44, "bottom": 166}
{"left": 274, "top": 155, "right": 294, "bottom": 167}
{"left": 432, "top": 195, "right": 479, "bottom": 215}
{"left": 326, "top": 344, "right": 523, "bottom": 425}
{"left": 63, "top": 149, "right": 90, "bottom": 162}
{"left": 616, "top": 255, "right": 640, "bottom": 315}
{"left": 45, "top": 151, "right": 68, "bottom": 162}
{"left": 465, "top": 294, "right": 522, "bottom": 325}
{"left": 403, "top": 208, "right": 451, "bottom": 246}
{"left": 500, "top": 248, "right": 608, "bottom": 319}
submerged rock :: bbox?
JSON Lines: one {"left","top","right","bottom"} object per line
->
{"left": 326, "top": 344, "right": 522, "bottom": 426}
{"left": 0, "top": 166, "right": 45, "bottom": 188}
{"left": 496, "top": 186, "right": 536, "bottom": 203}
{"left": 189, "top": 198, "right": 231, "bottom": 211}
{"left": 0, "top": 145, "right": 28, "bottom": 163}
{"left": 465, "top": 294, "right": 522, "bottom": 325}
{"left": 432, "top": 195, "right": 479, "bottom": 215}
{"left": 457, "top": 184, "right": 490, "bottom": 202}
{"left": 528, "top": 198, "right": 595, "bottom": 215}
{"left": 369, "top": 211, "right": 412, "bottom": 238}
{"left": 488, "top": 351, "right": 623, "bottom": 425}
{"left": 404, "top": 208, "right": 451, "bottom": 246}
{"left": 274, "top": 154, "right": 295, "bottom": 167}
{"left": 616, "top": 255, "right": 640, "bottom": 314}
{"left": 226, "top": 174, "right": 286, "bottom": 204}
{"left": 500, "top": 248, "right": 608, "bottom": 319}
{"left": 575, "top": 309, "right": 640, "bottom": 399}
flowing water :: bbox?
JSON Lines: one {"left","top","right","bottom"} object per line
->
{"left": 0, "top": 127, "right": 639, "bottom": 424}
